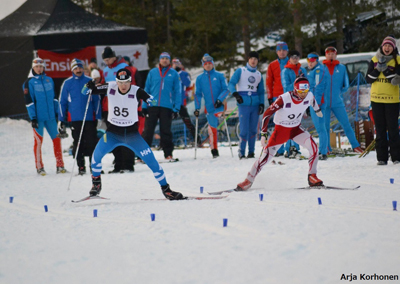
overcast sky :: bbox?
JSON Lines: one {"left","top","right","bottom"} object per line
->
{"left": 0, "top": 0, "right": 26, "bottom": 20}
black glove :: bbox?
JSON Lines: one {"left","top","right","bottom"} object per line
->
{"left": 258, "top": 104, "right": 264, "bottom": 115}
{"left": 306, "top": 107, "right": 311, "bottom": 117}
{"left": 232, "top": 92, "right": 243, "bottom": 104}
{"left": 214, "top": 100, "right": 223, "bottom": 108}
{"left": 194, "top": 109, "right": 200, "bottom": 117}
{"left": 31, "top": 119, "right": 38, "bottom": 129}
{"left": 268, "top": 98, "right": 274, "bottom": 106}
{"left": 57, "top": 121, "right": 68, "bottom": 138}
{"left": 142, "top": 108, "right": 149, "bottom": 117}
{"left": 86, "top": 79, "right": 96, "bottom": 90}
{"left": 138, "top": 110, "right": 145, "bottom": 117}
{"left": 172, "top": 111, "right": 179, "bottom": 119}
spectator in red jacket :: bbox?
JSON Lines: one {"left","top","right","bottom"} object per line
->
{"left": 265, "top": 41, "right": 289, "bottom": 156}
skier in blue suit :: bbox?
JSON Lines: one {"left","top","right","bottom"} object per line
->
{"left": 228, "top": 51, "right": 265, "bottom": 159}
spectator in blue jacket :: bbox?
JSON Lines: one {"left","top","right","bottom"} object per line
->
{"left": 142, "top": 52, "right": 182, "bottom": 160}
{"left": 281, "top": 50, "right": 307, "bottom": 158}
{"left": 322, "top": 47, "right": 362, "bottom": 154}
{"left": 23, "top": 58, "right": 66, "bottom": 175}
{"left": 194, "top": 54, "right": 230, "bottom": 158}
{"left": 59, "top": 58, "right": 101, "bottom": 174}
{"left": 228, "top": 51, "right": 265, "bottom": 159}
{"left": 172, "top": 58, "right": 201, "bottom": 146}
{"left": 306, "top": 52, "right": 329, "bottom": 160}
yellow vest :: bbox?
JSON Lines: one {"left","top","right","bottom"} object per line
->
{"left": 370, "top": 55, "right": 400, "bottom": 103}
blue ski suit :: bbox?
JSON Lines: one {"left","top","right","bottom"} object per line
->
{"left": 228, "top": 63, "right": 265, "bottom": 156}
{"left": 307, "top": 61, "right": 329, "bottom": 155}
{"left": 322, "top": 59, "right": 360, "bottom": 150}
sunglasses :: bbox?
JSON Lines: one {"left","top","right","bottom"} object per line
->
{"left": 290, "top": 55, "right": 299, "bottom": 59}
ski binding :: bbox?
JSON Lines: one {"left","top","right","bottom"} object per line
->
{"left": 71, "top": 195, "right": 110, "bottom": 203}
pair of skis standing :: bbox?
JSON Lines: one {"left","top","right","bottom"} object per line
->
{"left": 73, "top": 73, "right": 337, "bottom": 202}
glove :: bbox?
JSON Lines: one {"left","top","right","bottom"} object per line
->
{"left": 376, "top": 58, "right": 387, "bottom": 72}
{"left": 86, "top": 79, "right": 96, "bottom": 90}
{"left": 138, "top": 110, "right": 145, "bottom": 117}
{"left": 391, "top": 74, "right": 400, "bottom": 86}
{"left": 214, "top": 100, "right": 223, "bottom": 108}
{"left": 258, "top": 104, "right": 264, "bottom": 115}
{"left": 260, "top": 132, "right": 268, "bottom": 147}
{"left": 194, "top": 109, "right": 200, "bottom": 117}
{"left": 172, "top": 111, "right": 179, "bottom": 119}
{"left": 316, "top": 109, "right": 323, "bottom": 118}
{"left": 57, "top": 121, "right": 68, "bottom": 138}
{"left": 142, "top": 108, "right": 149, "bottom": 117}
{"left": 232, "top": 92, "right": 243, "bottom": 104}
{"left": 31, "top": 119, "right": 38, "bottom": 129}
{"left": 306, "top": 107, "right": 311, "bottom": 117}
{"left": 268, "top": 98, "right": 273, "bottom": 106}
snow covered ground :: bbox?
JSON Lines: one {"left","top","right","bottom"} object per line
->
{"left": 1, "top": 118, "right": 399, "bottom": 284}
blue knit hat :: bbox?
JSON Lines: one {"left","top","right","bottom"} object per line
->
{"left": 201, "top": 53, "right": 214, "bottom": 66}
{"left": 71, "top": 58, "right": 83, "bottom": 71}
{"left": 276, "top": 42, "right": 288, "bottom": 51}
{"left": 159, "top": 52, "right": 171, "bottom": 60}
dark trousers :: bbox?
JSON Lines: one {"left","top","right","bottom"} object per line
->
{"left": 179, "top": 106, "right": 196, "bottom": 139}
{"left": 142, "top": 107, "right": 174, "bottom": 157}
{"left": 112, "top": 146, "right": 135, "bottom": 171}
{"left": 71, "top": 121, "right": 98, "bottom": 168}
{"left": 371, "top": 101, "right": 400, "bottom": 162}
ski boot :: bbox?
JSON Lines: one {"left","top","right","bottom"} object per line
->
{"left": 161, "top": 184, "right": 185, "bottom": 200}
{"left": 56, "top": 167, "right": 67, "bottom": 173}
{"left": 37, "top": 168, "right": 46, "bottom": 176}
{"left": 319, "top": 154, "right": 328, "bottom": 161}
{"left": 353, "top": 147, "right": 363, "bottom": 154}
{"left": 211, "top": 149, "right": 219, "bottom": 158}
{"left": 308, "top": 173, "right": 324, "bottom": 187}
{"left": 78, "top": 166, "right": 86, "bottom": 175}
{"left": 238, "top": 151, "right": 246, "bottom": 160}
{"left": 288, "top": 146, "right": 299, "bottom": 159}
{"left": 247, "top": 153, "right": 255, "bottom": 158}
{"left": 236, "top": 178, "right": 253, "bottom": 191}
{"left": 89, "top": 176, "right": 102, "bottom": 196}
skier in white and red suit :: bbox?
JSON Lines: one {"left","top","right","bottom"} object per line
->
{"left": 236, "top": 76, "right": 324, "bottom": 190}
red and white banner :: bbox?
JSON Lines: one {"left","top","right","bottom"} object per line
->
{"left": 37, "top": 44, "right": 149, "bottom": 78}
{"left": 37, "top": 47, "right": 96, "bottom": 78}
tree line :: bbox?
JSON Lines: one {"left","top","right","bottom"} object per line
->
{"left": 75, "top": 0, "right": 400, "bottom": 70}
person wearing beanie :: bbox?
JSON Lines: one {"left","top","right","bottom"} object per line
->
{"left": 142, "top": 52, "right": 181, "bottom": 161}
{"left": 321, "top": 47, "right": 362, "bottom": 155}
{"left": 58, "top": 58, "right": 101, "bottom": 175}
{"left": 366, "top": 36, "right": 400, "bottom": 165}
{"left": 280, "top": 49, "right": 307, "bottom": 158}
{"left": 23, "top": 57, "right": 66, "bottom": 175}
{"left": 102, "top": 46, "right": 140, "bottom": 173}
{"left": 171, "top": 58, "right": 201, "bottom": 146}
{"left": 306, "top": 52, "right": 329, "bottom": 160}
{"left": 83, "top": 68, "right": 185, "bottom": 200}
{"left": 194, "top": 53, "right": 230, "bottom": 158}
{"left": 228, "top": 51, "right": 265, "bottom": 159}
{"left": 235, "top": 76, "right": 324, "bottom": 191}
{"left": 266, "top": 41, "right": 289, "bottom": 156}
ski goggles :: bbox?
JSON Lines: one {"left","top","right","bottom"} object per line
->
{"left": 276, "top": 42, "right": 288, "bottom": 51}
{"left": 307, "top": 57, "right": 318, "bottom": 62}
{"left": 296, "top": 88, "right": 309, "bottom": 94}
{"left": 32, "top": 58, "right": 45, "bottom": 67}
{"left": 290, "top": 54, "right": 300, "bottom": 59}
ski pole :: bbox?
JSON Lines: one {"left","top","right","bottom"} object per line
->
{"left": 224, "top": 117, "right": 233, "bottom": 157}
{"left": 194, "top": 116, "right": 199, "bottom": 159}
{"left": 67, "top": 93, "right": 92, "bottom": 191}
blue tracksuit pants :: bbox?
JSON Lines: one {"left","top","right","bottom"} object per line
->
{"left": 323, "top": 105, "right": 360, "bottom": 151}
{"left": 310, "top": 106, "right": 329, "bottom": 155}
{"left": 238, "top": 105, "right": 259, "bottom": 155}
{"left": 91, "top": 131, "right": 167, "bottom": 186}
